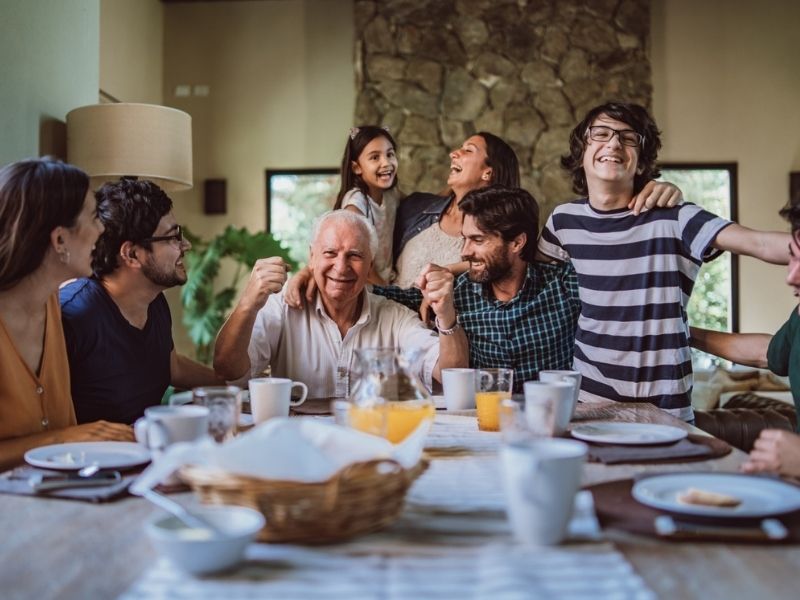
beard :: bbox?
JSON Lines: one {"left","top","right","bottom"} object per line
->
{"left": 141, "top": 255, "right": 187, "bottom": 288}
{"left": 463, "top": 246, "right": 513, "bottom": 284}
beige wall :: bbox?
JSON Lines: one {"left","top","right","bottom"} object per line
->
{"left": 100, "top": 0, "right": 163, "bottom": 103}
{"left": 0, "top": 0, "right": 99, "bottom": 165}
{"left": 651, "top": 0, "right": 800, "bottom": 333}
{"left": 163, "top": 0, "right": 355, "bottom": 354}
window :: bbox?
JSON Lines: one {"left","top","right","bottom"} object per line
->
{"left": 659, "top": 163, "right": 738, "bottom": 368}
{"left": 266, "top": 169, "right": 340, "bottom": 267}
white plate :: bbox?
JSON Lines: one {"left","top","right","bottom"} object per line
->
{"left": 432, "top": 395, "right": 445, "bottom": 410}
{"left": 25, "top": 442, "right": 151, "bottom": 471}
{"left": 633, "top": 472, "right": 800, "bottom": 518}
{"left": 570, "top": 422, "right": 687, "bottom": 445}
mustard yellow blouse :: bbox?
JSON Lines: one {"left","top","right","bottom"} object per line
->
{"left": 0, "top": 293, "right": 76, "bottom": 439}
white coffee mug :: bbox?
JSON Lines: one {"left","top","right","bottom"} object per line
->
{"left": 442, "top": 368, "right": 477, "bottom": 410}
{"left": 500, "top": 438, "right": 588, "bottom": 546}
{"left": 524, "top": 380, "right": 574, "bottom": 436}
{"left": 134, "top": 405, "right": 210, "bottom": 451}
{"left": 538, "top": 370, "right": 582, "bottom": 414}
{"left": 248, "top": 377, "right": 309, "bottom": 423}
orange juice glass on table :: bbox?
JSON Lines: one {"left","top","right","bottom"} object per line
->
{"left": 476, "top": 368, "right": 514, "bottom": 431}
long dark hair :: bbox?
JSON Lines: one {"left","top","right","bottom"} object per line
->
{"left": 0, "top": 157, "right": 89, "bottom": 290}
{"left": 561, "top": 101, "right": 662, "bottom": 196}
{"left": 476, "top": 132, "right": 520, "bottom": 188}
{"left": 334, "top": 125, "right": 398, "bottom": 212}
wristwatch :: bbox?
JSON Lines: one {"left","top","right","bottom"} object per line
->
{"left": 435, "top": 316, "right": 461, "bottom": 335}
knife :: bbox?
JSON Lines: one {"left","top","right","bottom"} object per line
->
{"left": 654, "top": 515, "right": 788, "bottom": 541}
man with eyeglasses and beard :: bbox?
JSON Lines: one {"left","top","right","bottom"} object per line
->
{"left": 537, "top": 101, "right": 790, "bottom": 422}
{"left": 374, "top": 185, "right": 580, "bottom": 392}
{"left": 60, "top": 179, "right": 222, "bottom": 424}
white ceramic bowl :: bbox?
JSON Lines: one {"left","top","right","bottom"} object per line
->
{"left": 146, "top": 505, "right": 265, "bottom": 574}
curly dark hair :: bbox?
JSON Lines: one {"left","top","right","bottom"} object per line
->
{"left": 92, "top": 179, "right": 172, "bottom": 277}
{"left": 561, "top": 101, "right": 662, "bottom": 197}
{"left": 780, "top": 202, "right": 800, "bottom": 236}
{"left": 0, "top": 157, "right": 89, "bottom": 290}
{"left": 458, "top": 185, "right": 539, "bottom": 262}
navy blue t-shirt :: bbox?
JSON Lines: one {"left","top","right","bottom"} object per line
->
{"left": 60, "top": 278, "right": 174, "bottom": 424}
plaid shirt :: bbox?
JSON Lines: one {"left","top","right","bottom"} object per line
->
{"left": 373, "top": 262, "right": 581, "bottom": 391}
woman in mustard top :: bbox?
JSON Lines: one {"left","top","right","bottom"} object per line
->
{"left": 0, "top": 158, "right": 133, "bottom": 470}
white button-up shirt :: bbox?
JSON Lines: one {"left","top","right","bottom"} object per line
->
{"left": 239, "top": 290, "right": 440, "bottom": 398}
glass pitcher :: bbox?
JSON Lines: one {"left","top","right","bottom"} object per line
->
{"left": 338, "top": 347, "right": 434, "bottom": 443}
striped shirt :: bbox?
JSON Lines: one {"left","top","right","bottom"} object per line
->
{"left": 374, "top": 262, "right": 581, "bottom": 392}
{"left": 538, "top": 200, "right": 731, "bottom": 420}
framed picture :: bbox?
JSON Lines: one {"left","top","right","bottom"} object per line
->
{"left": 265, "top": 168, "right": 340, "bottom": 267}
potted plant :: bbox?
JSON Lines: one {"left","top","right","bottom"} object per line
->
{"left": 181, "top": 226, "right": 297, "bottom": 363}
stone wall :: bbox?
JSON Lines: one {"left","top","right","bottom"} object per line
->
{"left": 354, "top": 0, "right": 651, "bottom": 217}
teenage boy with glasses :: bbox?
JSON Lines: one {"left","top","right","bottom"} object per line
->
{"left": 60, "top": 179, "right": 222, "bottom": 424}
{"left": 538, "top": 101, "right": 790, "bottom": 422}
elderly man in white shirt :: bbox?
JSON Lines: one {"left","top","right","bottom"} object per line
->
{"left": 214, "top": 210, "right": 468, "bottom": 397}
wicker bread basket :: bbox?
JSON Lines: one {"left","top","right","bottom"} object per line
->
{"left": 180, "top": 458, "right": 429, "bottom": 544}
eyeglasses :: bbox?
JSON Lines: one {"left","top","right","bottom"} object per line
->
{"left": 140, "top": 225, "right": 185, "bottom": 245}
{"left": 586, "top": 125, "right": 644, "bottom": 147}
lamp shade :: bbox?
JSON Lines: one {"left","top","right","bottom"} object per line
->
{"left": 66, "top": 103, "right": 193, "bottom": 191}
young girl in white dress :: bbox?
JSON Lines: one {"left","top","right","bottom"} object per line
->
{"left": 333, "top": 125, "right": 403, "bottom": 285}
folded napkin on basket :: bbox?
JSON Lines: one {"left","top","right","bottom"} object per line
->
{"left": 131, "top": 417, "right": 430, "bottom": 494}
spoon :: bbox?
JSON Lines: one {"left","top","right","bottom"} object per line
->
{"left": 138, "top": 489, "right": 229, "bottom": 539}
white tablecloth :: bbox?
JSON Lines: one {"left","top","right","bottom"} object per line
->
{"left": 121, "top": 415, "right": 654, "bottom": 600}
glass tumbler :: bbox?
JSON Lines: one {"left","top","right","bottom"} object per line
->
{"left": 192, "top": 386, "right": 242, "bottom": 443}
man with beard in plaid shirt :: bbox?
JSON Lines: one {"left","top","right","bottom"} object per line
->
{"left": 373, "top": 185, "right": 580, "bottom": 392}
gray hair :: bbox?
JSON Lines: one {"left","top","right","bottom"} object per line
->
{"left": 309, "top": 210, "right": 379, "bottom": 260}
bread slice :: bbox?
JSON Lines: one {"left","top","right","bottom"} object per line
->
{"left": 676, "top": 487, "right": 741, "bottom": 508}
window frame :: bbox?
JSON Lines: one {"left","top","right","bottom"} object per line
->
{"left": 265, "top": 168, "right": 339, "bottom": 233}
{"left": 660, "top": 161, "right": 740, "bottom": 333}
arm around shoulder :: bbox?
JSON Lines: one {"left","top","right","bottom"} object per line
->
{"left": 712, "top": 223, "right": 790, "bottom": 265}
{"left": 689, "top": 326, "right": 771, "bottom": 368}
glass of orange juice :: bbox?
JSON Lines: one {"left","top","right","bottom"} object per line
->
{"left": 476, "top": 368, "right": 514, "bottom": 431}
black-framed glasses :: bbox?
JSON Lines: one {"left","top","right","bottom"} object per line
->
{"left": 586, "top": 125, "right": 644, "bottom": 147}
{"left": 140, "top": 225, "right": 184, "bottom": 245}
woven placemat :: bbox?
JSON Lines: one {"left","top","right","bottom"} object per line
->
{"left": 582, "top": 434, "right": 731, "bottom": 465}
{"left": 589, "top": 478, "right": 800, "bottom": 543}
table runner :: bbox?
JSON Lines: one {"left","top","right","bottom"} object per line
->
{"left": 121, "top": 542, "right": 654, "bottom": 600}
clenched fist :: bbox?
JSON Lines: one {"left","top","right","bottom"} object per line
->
{"left": 416, "top": 263, "right": 457, "bottom": 330}
{"left": 241, "top": 257, "right": 288, "bottom": 311}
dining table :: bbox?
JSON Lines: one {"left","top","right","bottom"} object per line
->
{"left": 1, "top": 400, "right": 799, "bottom": 599}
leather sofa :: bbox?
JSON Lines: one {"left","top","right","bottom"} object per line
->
{"left": 694, "top": 393, "right": 798, "bottom": 452}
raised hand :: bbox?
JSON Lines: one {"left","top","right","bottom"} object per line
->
{"left": 417, "top": 263, "right": 457, "bottom": 330}
{"left": 240, "top": 257, "right": 288, "bottom": 310}
{"left": 629, "top": 180, "right": 683, "bottom": 215}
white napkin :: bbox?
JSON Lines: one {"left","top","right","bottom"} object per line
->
{"left": 130, "top": 417, "right": 430, "bottom": 494}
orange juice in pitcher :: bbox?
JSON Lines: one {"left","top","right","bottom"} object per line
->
{"left": 345, "top": 348, "right": 434, "bottom": 443}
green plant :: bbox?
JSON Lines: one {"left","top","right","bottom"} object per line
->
{"left": 180, "top": 225, "right": 297, "bottom": 363}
